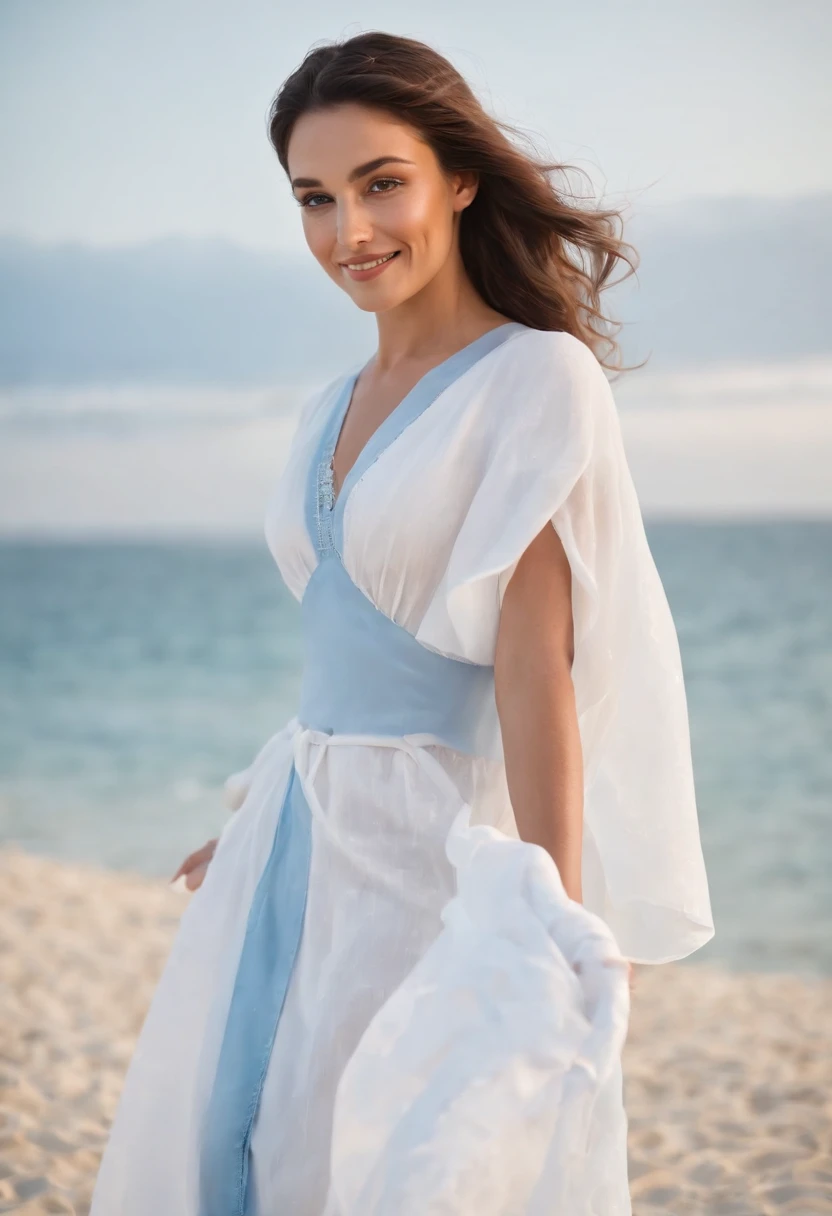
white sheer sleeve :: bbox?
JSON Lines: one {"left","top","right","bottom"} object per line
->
{"left": 417, "top": 329, "right": 714, "bottom": 964}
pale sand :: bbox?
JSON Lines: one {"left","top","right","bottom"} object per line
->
{"left": 1, "top": 845, "right": 830, "bottom": 1215}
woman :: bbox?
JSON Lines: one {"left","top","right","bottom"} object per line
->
{"left": 91, "top": 30, "right": 713, "bottom": 1216}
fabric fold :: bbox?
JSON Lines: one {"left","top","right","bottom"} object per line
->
{"left": 323, "top": 804, "right": 631, "bottom": 1216}
{"left": 413, "top": 329, "right": 713, "bottom": 963}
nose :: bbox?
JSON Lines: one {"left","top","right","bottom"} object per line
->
{"left": 335, "top": 196, "right": 373, "bottom": 250}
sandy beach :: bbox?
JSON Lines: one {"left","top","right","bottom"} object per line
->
{"left": 1, "top": 845, "right": 830, "bottom": 1216}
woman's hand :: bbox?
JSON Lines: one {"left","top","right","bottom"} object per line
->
{"left": 170, "top": 837, "right": 219, "bottom": 892}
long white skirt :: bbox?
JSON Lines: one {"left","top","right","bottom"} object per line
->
{"left": 90, "top": 717, "right": 631, "bottom": 1215}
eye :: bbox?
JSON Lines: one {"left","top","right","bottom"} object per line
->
{"left": 297, "top": 192, "right": 332, "bottom": 209}
{"left": 368, "top": 177, "right": 403, "bottom": 195}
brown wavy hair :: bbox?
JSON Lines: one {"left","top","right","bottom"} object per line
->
{"left": 267, "top": 30, "right": 640, "bottom": 374}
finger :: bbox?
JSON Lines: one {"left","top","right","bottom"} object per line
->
{"left": 186, "top": 842, "right": 218, "bottom": 876}
{"left": 185, "top": 860, "right": 209, "bottom": 892}
{"left": 171, "top": 840, "right": 217, "bottom": 883}
{"left": 194, "top": 837, "right": 218, "bottom": 862}
{"left": 170, "top": 854, "right": 199, "bottom": 883}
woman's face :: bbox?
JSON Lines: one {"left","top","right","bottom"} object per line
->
{"left": 286, "top": 103, "right": 477, "bottom": 313}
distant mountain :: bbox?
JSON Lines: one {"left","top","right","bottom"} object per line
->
{"left": 0, "top": 192, "right": 828, "bottom": 386}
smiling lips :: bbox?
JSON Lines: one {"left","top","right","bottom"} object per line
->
{"left": 340, "top": 251, "right": 401, "bottom": 280}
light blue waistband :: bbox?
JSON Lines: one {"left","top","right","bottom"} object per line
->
{"left": 299, "top": 558, "right": 501, "bottom": 762}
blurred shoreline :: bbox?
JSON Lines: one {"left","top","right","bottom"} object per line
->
{"left": 1, "top": 844, "right": 831, "bottom": 1215}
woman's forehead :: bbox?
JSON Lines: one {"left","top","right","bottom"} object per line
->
{"left": 287, "top": 105, "right": 428, "bottom": 177}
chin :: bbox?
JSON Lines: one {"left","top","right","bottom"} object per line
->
{"left": 346, "top": 288, "right": 411, "bottom": 314}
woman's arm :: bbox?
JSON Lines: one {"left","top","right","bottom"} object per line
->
{"left": 494, "top": 520, "right": 584, "bottom": 903}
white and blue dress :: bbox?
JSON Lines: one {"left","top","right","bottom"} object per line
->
{"left": 90, "top": 322, "right": 713, "bottom": 1215}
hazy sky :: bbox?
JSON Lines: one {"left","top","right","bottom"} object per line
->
{"left": 2, "top": 0, "right": 830, "bottom": 253}
{"left": 2, "top": 1, "right": 831, "bottom": 530}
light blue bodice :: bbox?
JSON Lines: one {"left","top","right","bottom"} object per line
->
{"left": 297, "top": 320, "right": 527, "bottom": 760}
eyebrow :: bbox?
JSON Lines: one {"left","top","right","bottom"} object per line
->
{"left": 290, "top": 156, "right": 415, "bottom": 191}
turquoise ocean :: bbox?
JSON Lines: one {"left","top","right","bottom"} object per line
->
{"left": 1, "top": 522, "right": 830, "bottom": 976}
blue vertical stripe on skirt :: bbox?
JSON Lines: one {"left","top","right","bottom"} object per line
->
{"left": 198, "top": 763, "right": 312, "bottom": 1216}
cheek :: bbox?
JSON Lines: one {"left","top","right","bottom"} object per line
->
{"left": 302, "top": 214, "right": 334, "bottom": 266}
{"left": 389, "top": 184, "right": 452, "bottom": 247}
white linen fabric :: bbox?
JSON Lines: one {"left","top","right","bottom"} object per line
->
{"left": 90, "top": 324, "right": 712, "bottom": 1216}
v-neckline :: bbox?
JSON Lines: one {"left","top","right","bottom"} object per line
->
{"left": 327, "top": 321, "right": 526, "bottom": 511}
